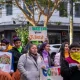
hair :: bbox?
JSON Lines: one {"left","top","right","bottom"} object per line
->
{"left": 29, "top": 44, "right": 37, "bottom": 53}
{"left": 1, "top": 38, "right": 10, "bottom": 45}
{"left": 69, "top": 42, "right": 80, "bottom": 50}
{"left": 13, "top": 37, "right": 21, "bottom": 43}
{"left": 38, "top": 42, "right": 48, "bottom": 57}
{"left": 60, "top": 42, "right": 69, "bottom": 65}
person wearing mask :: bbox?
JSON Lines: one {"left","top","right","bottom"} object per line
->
{"left": 61, "top": 42, "right": 80, "bottom": 80}
{"left": 18, "top": 44, "right": 45, "bottom": 80}
{"left": 0, "top": 39, "right": 13, "bottom": 74}
{"left": 54, "top": 42, "right": 69, "bottom": 66}
{"left": 1, "top": 38, "right": 12, "bottom": 52}
{"left": 10, "top": 37, "right": 26, "bottom": 72}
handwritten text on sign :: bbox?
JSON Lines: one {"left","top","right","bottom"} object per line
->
{"left": 29, "top": 26, "right": 47, "bottom": 41}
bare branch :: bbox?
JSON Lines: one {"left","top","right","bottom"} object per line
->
{"left": 48, "top": 0, "right": 61, "bottom": 19}
{"left": 15, "top": 0, "right": 31, "bottom": 19}
{"left": 15, "top": 0, "right": 36, "bottom": 26}
{"left": 36, "top": 12, "right": 42, "bottom": 25}
{"left": 35, "top": 0, "right": 46, "bottom": 15}
{"left": 22, "top": 0, "right": 34, "bottom": 17}
{"left": 48, "top": 0, "right": 50, "bottom": 14}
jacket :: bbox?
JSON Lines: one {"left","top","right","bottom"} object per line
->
{"left": 42, "top": 50, "right": 52, "bottom": 67}
{"left": 61, "top": 57, "right": 80, "bottom": 80}
{"left": 9, "top": 47, "right": 26, "bottom": 72}
{"left": 54, "top": 52, "right": 60, "bottom": 66}
{"left": 18, "top": 53, "right": 45, "bottom": 80}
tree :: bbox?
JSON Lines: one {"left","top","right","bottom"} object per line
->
{"left": 15, "top": 24, "right": 29, "bottom": 46}
{"left": 0, "top": 0, "right": 62, "bottom": 27}
{"left": 0, "top": 0, "right": 79, "bottom": 44}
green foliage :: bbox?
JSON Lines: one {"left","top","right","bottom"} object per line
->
{"left": 15, "top": 25, "right": 29, "bottom": 46}
{"left": 58, "top": 2, "right": 68, "bottom": 17}
{"left": 55, "top": 22, "right": 62, "bottom": 25}
{"left": 25, "top": 0, "right": 54, "bottom": 7}
{"left": 37, "top": 0, "right": 54, "bottom": 8}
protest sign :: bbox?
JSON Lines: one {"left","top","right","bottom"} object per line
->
{"left": 40, "top": 67, "right": 63, "bottom": 80}
{"left": 29, "top": 26, "right": 47, "bottom": 41}
{"left": 0, "top": 52, "right": 12, "bottom": 72}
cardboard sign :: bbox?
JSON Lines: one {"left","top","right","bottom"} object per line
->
{"left": 0, "top": 52, "right": 12, "bottom": 72}
{"left": 29, "top": 26, "right": 47, "bottom": 41}
{"left": 40, "top": 67, "right": 63, "bottom": 80}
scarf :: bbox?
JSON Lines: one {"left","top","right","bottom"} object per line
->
{"left": 64, "top": 51, "right": 69, "bottom": 58}
{"left": 17, "top": 46, "right": 22, "bottom": 53}
{"left": 70, "top": 52, "right": 80, "bottom": 63}
{"left": 30, "top": 53, "right": 38, "bottom": 63}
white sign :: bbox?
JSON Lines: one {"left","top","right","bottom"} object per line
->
{"left": 0, "top": 52, "right": 12, "bottom": 72}
{"left": 40, "top": 67, "right": 63, "bottom": 80}
{"left": 29, "top": 26, "right": 47, "bottom": 41}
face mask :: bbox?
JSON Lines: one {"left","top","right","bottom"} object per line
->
{"left": 70, "top": 52, "right": 80, "bottom": 63}
{"left": 1, "top": 46, "right": 6, "bottom": 51}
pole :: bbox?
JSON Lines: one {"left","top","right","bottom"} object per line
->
{"left": 69, "top": 0, "right": 73, "bottom": 44}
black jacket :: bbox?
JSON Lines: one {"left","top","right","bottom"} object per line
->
{"left": 10, "top": 47, "right": 26, "bottom": 72}
{"left": 61, "top": 59, "right": 80, "bottom": 80}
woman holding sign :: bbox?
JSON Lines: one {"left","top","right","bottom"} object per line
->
{"left": 61, "top": 42, "right": 80, "bottom": 80}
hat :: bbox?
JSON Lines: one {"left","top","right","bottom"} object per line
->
{"left": 13, "top": 37, "right": 21, "bottom": 43}
{"left": 1, "top": 38, "right": 10, "bottom": 45}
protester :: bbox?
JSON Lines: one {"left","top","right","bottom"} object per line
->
{"left": 1, "top": 38, "right": 12, "bottom": 52}
{"left": 54, "top": 42, "right": 69, "bottom": 66}
{"left": 38, "top": 42, "right": 53, "bottom": 67}
{"left": 18, "top": 44, "right": 45, "bottom": 80}
{"left": 0, "top": 38, "right": 13, "bottom": 75}
{"left": 61, "top": 42, "right": 80, "bottom": 80}
{"left": 10, "top": 37, "right": 26, "bottom": 72}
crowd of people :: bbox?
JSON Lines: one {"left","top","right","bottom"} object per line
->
{"left": 0, "top": 37, "right": 80, "bottom": 80}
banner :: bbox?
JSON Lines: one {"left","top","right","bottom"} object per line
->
{"left": 40, "top": 67, "right": 63, "bottom": 80}
{"left": 0, "top": 52, "right": 12, "bottom": 72}
{"left": 29, "top": 26, "right": 47, "bottom": 41}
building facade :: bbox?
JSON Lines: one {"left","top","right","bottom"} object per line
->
{"left": 0, "top": 1, "right": 80, "bottom": 43}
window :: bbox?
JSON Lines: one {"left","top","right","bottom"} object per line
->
{"left": 75, "top": 3, "right": 80, "bottom": 17}
{"left": 0, "top": 5, "right": 2, "bottom": 17}
{"left": 0, "top": 8, "right": 2, "bottom": 17}
{"left": 52, "top": 45, "right": 61, "bottom": 48}
{"left": 23, "top": 4, "right": 32, "bottom": 16}
{"left": 59, "top": 2, "right": 67, "bottom": 17}
{"left": 6, "top": 0, "right": 12, "bottom": 16}
{"left": 23, "top": 3, "right": 28, "bottom": 14}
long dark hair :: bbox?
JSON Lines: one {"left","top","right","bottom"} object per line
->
{"left": 38, "top": 42, "right": 48, "bottom": 57}
{"left": 60, "top": 42, "right": 69, "bottom": 64}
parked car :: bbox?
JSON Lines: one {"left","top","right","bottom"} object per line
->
{"left": 49, "top": 44, "right": 61, "bottom": 54}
